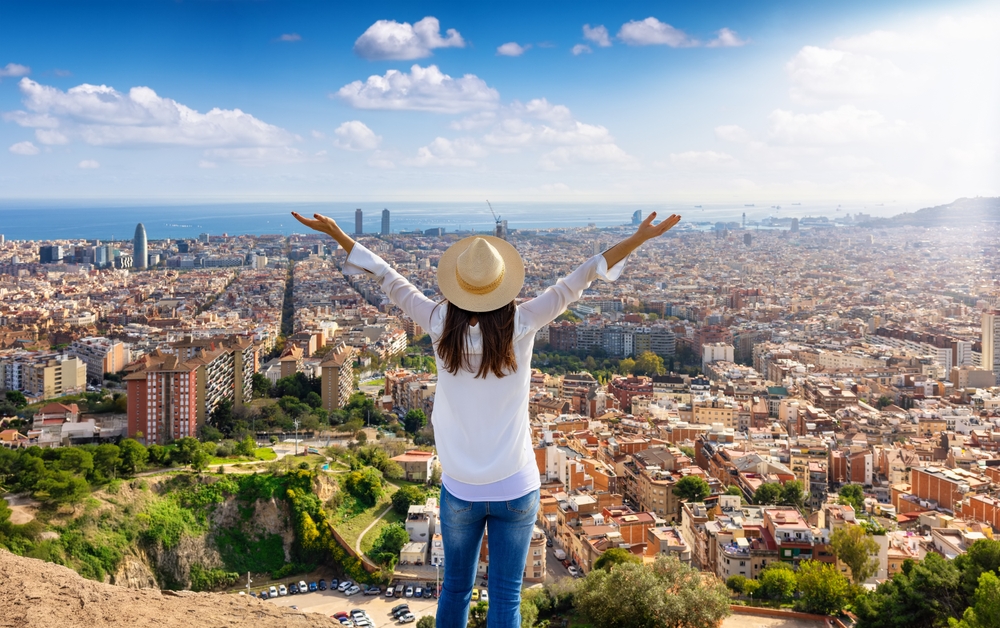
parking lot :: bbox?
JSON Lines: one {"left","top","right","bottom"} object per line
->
{"left": 266, "top": 586, "right": 439, "bottom": 626}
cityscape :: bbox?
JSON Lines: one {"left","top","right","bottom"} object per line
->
{"left": 1, "top": 1, "right": 999, "bottom": 628}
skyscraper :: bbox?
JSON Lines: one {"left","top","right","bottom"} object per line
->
{"left": 39, "top": 245, "right": 63, "bottom": 263}
{"left": 355, "top": 208, "right": 363, "bottom": 235}
{"left": 134, "top": 223, "right": 148, "bottom": 269}
{"left": 983, "top": 311, "right": 1000, "bottom": 383}
{"left": 632, "top": 210, "right": 642, "bottom": 226}
{"left": 381, "top": 208, "right": 390, "bottom": 235}
{"left": 790, "top": 218, "right": 800, "bottom": 233}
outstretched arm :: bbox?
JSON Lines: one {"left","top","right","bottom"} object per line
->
{"left": 291, "top": 212, "right": 355, "bottom": 254}
{"left": 602, "top": 212, "right": 681, "bottom": 268}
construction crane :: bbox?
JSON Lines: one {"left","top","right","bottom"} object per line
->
{"left": 486, "top": 200, "right": 506, "bottom": 240}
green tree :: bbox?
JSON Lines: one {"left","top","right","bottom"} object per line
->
{"left": 190, "top": 442, "right": 214, "bottom": 471}
{"left": 954, "top": 538, "right": 1000, "bottom": 601}
{"left": 5, "top": 390, "right": 27, "bottom": 408}
{"left": 251, "top": 372, "right": 272, "bottom": 398}
{"left": 520, "top": 596, "right": 538, "bottom": 628}
{"left": 759, "top": 562, "right": 797, "bottom": 602}
{"left": 753, "top": 482, "right": 782, "bottom": 505}
{"left": 780, "top": 480, "right": 806, "bottom": 509}
{"left": 344, "top": 467, "right": 384, "bottom": 505}
{"left": 118, "top": 438, "right": 149, "bottom": 476}
{"left": 417, "top": 617, "right": 435, "bottom": 628}
{"left": 467, "top": 600, "right": 489, "bottom": 628}
{"left": 725, "top": 485, "right": 742, "bottom": 497}
{"left": 673, "top": 475, "right": 711, "bottom": 503}
{"left": 839, "top": 484, "right": 866, "bottom": 514}
{"left": 575, "top": 555, "right": 730, "bottom": 628}
{"left": 404, "top": 408, "right": 427, "bottom": 434}
{"left": 830, "top": 525, "right": 879, "bottom": 585}
{"left": 593, "top": 547, "right": 642, "bottom": 572}
{"left": 92, "top": 443, "right": 121, "bottom": 481}
{"left": 234, "top": 434, "right": 256, "bottom": 457}
{"left": 950, "top": 571, "right": 1000, "bottom": 628}
{"left": 56, "top": 447, "right": 94, "bottom": 477}
{"left": 392, "top": 484, "right": 426, "bottom": 516}
{"left": 369, "top": 522, "right": 410, "bottom": 567}
{"left": 618, "top": 358, "right": 636, "bottom": 375}
{"left": 174, "top": 437, "right": 202, "bottom": 464}
{"left": 34, "top": 470, "right": 90, "bottom": 504}
{"left": 304, "top": 391, "right": 323, "bottom": 409}
{"left": 855, "top": 553, "right": 962, "bottom": 628}
{"left": 633, "top": 351, "right": 665, "bottom": 376}
{"left": 795, "top": 559, "right": 851, "bottom": 615}
{"left": 726, "top": 575, "right": 748, "bottom": 594}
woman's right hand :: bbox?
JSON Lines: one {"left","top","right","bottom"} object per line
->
{"left": 291, "top": 212, "right": 355, "bottom": 253}
{"left": 634, "top": 211, "right": 681, "bottom": 244}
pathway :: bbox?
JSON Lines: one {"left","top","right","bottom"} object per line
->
{"left": 354, "top": 481, "right": 400, "bottom": 555}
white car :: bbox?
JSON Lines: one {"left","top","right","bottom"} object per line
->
{"left": 404, "top": 586, "right": 414, "bottom": 598}
{"left": 345, "top": 585, "right": 361, "bottom": 596}
{"left": 480, "top": 589, "right": 489, "bottom": 602}
{"left": 278, "top": 584, "right": 288, "bottom": 596}
{"left": 337, "top": 580, "right": 352, "bottom": 592}
{"left": 567, "top": 566, "right": 579, "bottom": 577}
{"left": 398, "top": 613, "right": 416, "bottom": 624}
{"left": 269, "top": 586, "right": 278, "bottom": 598}
{"left": 298, "top": 580, "right": 307, "bottom": 593}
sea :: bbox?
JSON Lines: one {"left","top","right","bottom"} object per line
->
{"left": 0, "top": 200, "right": 906, "bottom": 242}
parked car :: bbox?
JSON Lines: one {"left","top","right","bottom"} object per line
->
{"left": 391, "top": 603, "right": 410, "bottom": 615}
{"left": 394, "top": 583, "right": 404, "bottom": 596}
{"left": 288, "top": 583, "right": 299, "bottom": 595}
{"left": 567, "top": 566, "right": 579, "bottom": 577}
{"left": 398, "top": 612, "right": 416, "bottom": 624}
{"left": 299, "top": 581, "right": 308, "bottom": 593}
{"left": 385, "top": 585, "right": 394, "bottom": 598}
{"left": 269, "top": 586, "right": 278, "bottom": 598}
{"left": 332, "top": 612, "right": 349, "bottom": 621}
{"left": 277, "top": 584, "right": 287, "bottom": 596}
{"left": 318, "top": 579, "right": 327, "bottom": 591}
{"left": 329, "top": 579, "right": 339, "bottom": 590}
{"left": 345, "top": 585, "right": 361, "bottom": 596}
{"left": 422, "top": 588, "right": 432, "bottom": 599}
{"left": 257, "top": 590, "right": 267, "bottom": 600}
{"left": 414, "top": 587, "right": 423, "bottom": 598}
{"left": 471, "top": 588, "right": 480, "bottom": 602}
{"left": 480, "top": 589, "right": 489, "bottom": 602}
{"left": 546, "top": 538, "right": 553, "bottom": 547}
{"left": 393, "top": 608, "right": 411, "bottom": 619}
{"left": 365, "top": 585, "right": 380, "bottom": 595}
{"left": 404, "top": 586, "right": 414, "bottom": 598}
{"left": 337, "top": 580, "right": 353, "bottom": 592}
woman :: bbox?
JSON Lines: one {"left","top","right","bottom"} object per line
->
{"left": 291, "top": 210, "right": 680, "bottom": 628}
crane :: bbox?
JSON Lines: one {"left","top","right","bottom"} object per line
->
{"left": 486, "top": 200, "right": 505, "bottom": 240}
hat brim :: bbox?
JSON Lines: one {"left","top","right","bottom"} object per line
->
{"left": 437, "top": 235, "right": 525, "bottom": 313}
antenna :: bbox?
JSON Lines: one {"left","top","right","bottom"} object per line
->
{"left": 486, "top": 200, "right": 505, "bottom": 240}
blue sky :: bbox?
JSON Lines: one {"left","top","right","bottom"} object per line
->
{"left": 0, "top": 0, "right": 997, "bottom": 204}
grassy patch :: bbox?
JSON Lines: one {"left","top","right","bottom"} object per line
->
{"left": 360, "top": 507, "right": 405, "bottom": 555}
{"left": 332, "top": 483, "right": 399, "bottom": 550}
{"left": 254, "top": 447, "right": 277, "bottom": 461}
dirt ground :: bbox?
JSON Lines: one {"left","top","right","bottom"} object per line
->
{"left": 722, "top": 613, "right": 832, "bottom": 628}
{"left": 2, "top": 494, "right": 38, "bottom": 525}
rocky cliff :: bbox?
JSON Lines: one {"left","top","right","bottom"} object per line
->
{"left": 0, "top": 549, "right": 339, "bottom": 628}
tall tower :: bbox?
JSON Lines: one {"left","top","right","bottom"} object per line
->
{"left": 983, "top": 311, "right": 1000, "bottom": 384}
{"left": 355, "top": 209, "right": 363, "bottom": 235}
{"left": 632, "top": 210, "right": 642, "bottom": 226}
{"left": 790, "top": 217, "right": 800, "bottom": 233}
{"left": 134, "top": 223, "right": 148, "bottom": 269}
{"left": 742, "top": 212, "right": 746, "bottom": 229}
{"left": 381, "top": 208, "right": 390, "bottom": 235}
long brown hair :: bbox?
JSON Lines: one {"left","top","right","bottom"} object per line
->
{"left": 436, "top": 301, "right": 517, "bottom": 378}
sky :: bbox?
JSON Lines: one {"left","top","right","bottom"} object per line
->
{"left": 0, "top": 0, "right": 997, "bottom": 205}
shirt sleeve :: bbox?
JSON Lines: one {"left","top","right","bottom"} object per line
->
{"left": 342, "top": 243, "right": 440, "bottom": 333}
{"left": 517, "top": 252, "right": 630, "bottom": 333}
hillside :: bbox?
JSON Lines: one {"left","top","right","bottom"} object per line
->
{"left": 862, "top": 196, "right": 1000, "bottom": 227}
{"left": 0, "top": 549, "right": 339, "bottom": 628}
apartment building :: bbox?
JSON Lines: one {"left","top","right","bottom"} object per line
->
{"left": 0, "top": 353, "right": 86, "bottom": 400}
{"left": 320, "top": 342, "right": 356, "bottom": 411}
{"left": 69, "top": 336, "right": 127, "bottom": 382}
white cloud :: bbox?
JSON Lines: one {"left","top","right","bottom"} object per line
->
{"left": 333, "top": 120, "right": 381, "bottom": 151}
{"left": 336, "top": 64, "right": 499, "bottom": 113}
{"left": 497, "top": 42, "right": 529, "bottom": 57}
{"left": 5, "top": 78, "right": 295, "bottom": 148}
{"left": 353, "top": 17, "right": 464, "bottom": 60}
{"left": 617, "top": 18, "right": 697, "bottom": 47}
{"left": 715, "top": 125, "right": 751, "bottom": 143}
{"left": 583, "top": 24, "right": 612, "bottom": 47}
{"left": 572, "top": 44, "right": 592, "bottom": 56}
{"left": 539, "top": 144, "right": 637, "bottom": 170}
{"left": 786, "top": 46, "right": 907, "bottom": 102}
{"left": 706, "top": 28, "right": 747, "bottom": 48}
{"left": 78, "top": 159, "right": 99, "bottom": 169}
{"left": 9, "top": 141, "right": 39, "bottom": 155}
{"left": 368, "top": 151, "right": 396, "bottom": 169}
{"left": 198, "top": 160, "right": 218, "bottom": 168}
{"left": 669, "top": 150, "right": 738, "bottom": 168}
{"left": 406, "top": 137, "right": 485, "bottom": 167}
{"left": 276, "top": 33, "right": 302, "bottom": 42}
{"left": 0, "top": 63, "right": 30, "bottom": 78}
{"left": 825, "top": 155, "right": 876, "bottom": 169}
{"left": 311, "top": 129, "right": 326, "bottom": 139}
{"left": 767, "top": 105, "right": 913, "bottom": 145}
{"left": 449, "top": 111, "right": 497, "bottom": 131}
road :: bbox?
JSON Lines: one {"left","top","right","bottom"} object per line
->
{"left": 545, "top": 544, "right": 572, "bottom": 580}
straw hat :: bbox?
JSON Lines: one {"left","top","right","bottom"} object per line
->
{"left": 437, "top": 236, "right": 525, "bottom": 312}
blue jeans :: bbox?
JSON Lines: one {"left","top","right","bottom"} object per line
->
{"left": 436, "top": 486, "right": 541, "bottom": 628}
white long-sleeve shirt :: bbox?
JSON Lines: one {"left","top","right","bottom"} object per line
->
{"left": 342, "top": 242, "right": 628, "bottom": 493}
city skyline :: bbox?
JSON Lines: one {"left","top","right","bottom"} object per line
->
{"left": 0, "top": 0, "right": 997, "bottom": 204}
